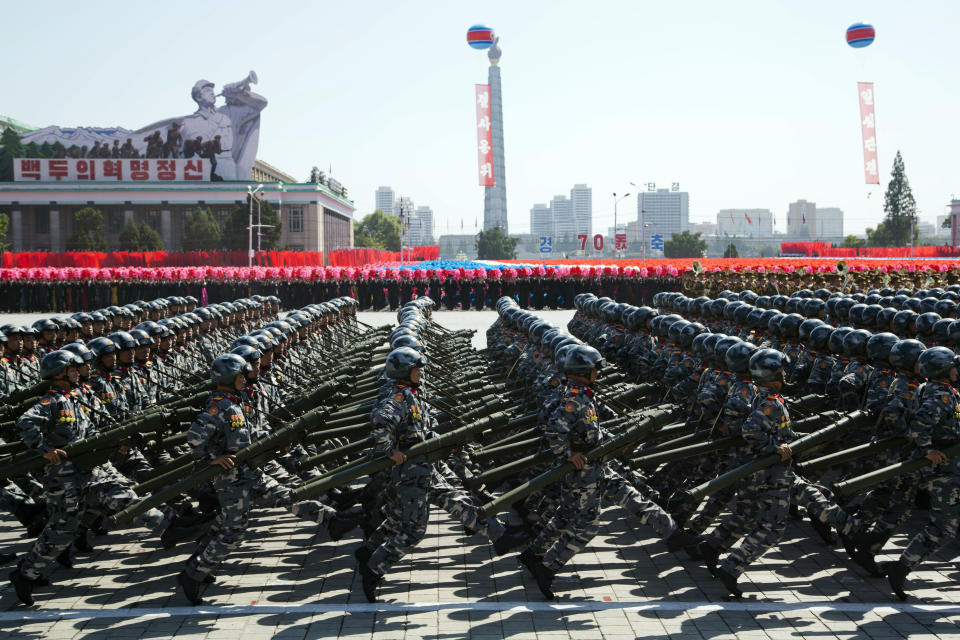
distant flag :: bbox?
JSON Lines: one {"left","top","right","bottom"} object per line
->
{"left": 802, "top": 214, "right": 806, "bottom": 224}
{"left": 744, "top": 212, "right": 752, "bottom": 224}
{"left": 773, "top": 215, "right": 777, "bottom": 227}
{"left": 729, "top": 213, "right": 734, "bottom": 222}
{"left": 461, "top": 219, "right": 464, "bottom": 230}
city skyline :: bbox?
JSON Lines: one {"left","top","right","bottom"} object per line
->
{"left": 1, "top": 2, "right": 956, "bottom": 240}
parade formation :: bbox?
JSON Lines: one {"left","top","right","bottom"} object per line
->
{"left": 0, "top": 275, "right": 958, "bottom": 610}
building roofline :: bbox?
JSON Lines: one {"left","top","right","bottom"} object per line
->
{"left": 0, "top": 115, "right": 35, "bottom": 132}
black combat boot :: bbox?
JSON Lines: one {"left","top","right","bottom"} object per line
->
{"left": 74, "top": 525, "right": 94, "bottom": 553}
{"left": 161, "top": 516, "right": 203, "bottom": 550}
{"left": 665, "top": 528, "right": 699, "bottom": 552}
{"left": 328, "top": 506, "right": 363, "bottom": 542}
{"left": 177, "top": 570, "right": 205, "bottom": 605}
{"left": 9, "top": 568, "right": 35, "bottom": 606}
{"left": 359, "top": 562, "right": 382, "bottom": 603}
{"left": 808, "top": 514, "right": 836, "bottom": 545}
{"left": 529, "top": 556, "right": 556, "bottom": 601}
{"left": 55, "top": 545, "right": 73, "bottom": 569}
{"left": 882, "top": 560, "right": 910, "bottom": 601}
{"left": 696, "top": 538, "right": 721, "bottom": 578}
{"left": 493, "top": 529, "right": 529, "bottom": 556}
{"left": 14, "top": 502, "right": 47, "bottom": 538}
{"left": 715, "top": 566, "right": 743, "bottom": 598}
{"left": 354, "top": 545, "right": 372, "bottom": 567}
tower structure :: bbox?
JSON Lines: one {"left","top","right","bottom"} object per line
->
{"left": 483, "top": 38, "right": 508, "bottom": 233}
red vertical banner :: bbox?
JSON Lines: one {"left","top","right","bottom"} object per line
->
{"left": 857, "top": 82, "right": 879, "bottom": 185}
{"left": 475, "top": 84, "right": 494, "bottom": 187}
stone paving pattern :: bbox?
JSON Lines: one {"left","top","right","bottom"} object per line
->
{"left": 1, "top": 504, "right": 960, "bottom": 639}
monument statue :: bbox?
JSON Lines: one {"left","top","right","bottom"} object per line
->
{"left": 487, "top": 36, "right": 502, "bottom": 65}
{"left": 19, "top": 71, "right": 266, "bottom": 180}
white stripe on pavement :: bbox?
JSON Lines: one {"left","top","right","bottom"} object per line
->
{"left": 2, "top": 600, "right": 960, "bottom": 622}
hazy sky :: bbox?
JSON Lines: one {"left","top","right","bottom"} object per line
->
{"left": 3, "top": 1, "right": 957, "bottom": 237}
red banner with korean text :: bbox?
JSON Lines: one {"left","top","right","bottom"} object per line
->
{"left": 14, "top": 158, "right": 211, "bottom": 182}
{"left": 475, "top": 84, "right": 494, "bottom": 187}
{"left": 857, "top": 82, "right": 879, "bottom": 185}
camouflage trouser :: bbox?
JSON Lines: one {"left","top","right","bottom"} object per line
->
{"left": 900, "top": 465, "right": 960, "bottom": 570}
{"left": 601, "top": 467, "right": 675, "bottom": 538}
{"left": 20, "top": 463, "right": 82, "bottom": 580}
{"left": 186, "top": 468, "right": 335, "bottom": 580}
{"left": 687, "top": 452, "right": 744, "bottom": 535}
{"left": 366, "top": 473, "right": 431, "bottom": 576}
{"left": 0, "top": 480, "right": 30, "bottom": 514}
{"left": 792, "top": 474, "right": 861, "bottom": 536}
{"left": 427, "top": 466, "right": 503, "bottom": 541}
{"left": 531, "top": 466, "right": 602, "bottom": 572}
{"left": 854, "top": 449, "right": 917, "bottom": 538}
{"left": 607, "top": 461, "right": 662, "bottom": 504}
{"left": 84, "top": 471, "right": 171, "bottom": 534}
{"left": 713, "top": 464, "right": 793, "bottom": 578}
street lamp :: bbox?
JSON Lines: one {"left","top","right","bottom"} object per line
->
{"left": 246, "top": 183, "right": 264, "bottom": 266}
{"left": 629, "top": 182, "right": 647, "bottom": 265}
{"left": 612, "top": 192, "right": 631, "bottom": 257}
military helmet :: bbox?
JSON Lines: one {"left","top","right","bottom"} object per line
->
{"left": 734, "top": 304, "right": 754, "bottom": 326}
{"left": 108, "top": 331, "right": 138, "bottom": 350}
{"left": 848, "top": 303, "right": 868, "bottom": 326}
{"left": 391, "top": 334, "right": 424, "bottom": 352}
{"left": 875, "top": 307, "right": 897, "bottom": 332}
{"left": 384, "top": 346, "right": 428, "bottom": 379}
{"left": 714, "top": 336, "right": 741, "bottom": 362}
{"left": 807, "top": 324, "right": 835, "bottom": 351}
{"left": 725, "top": 341, "right": 757, "bottom": 373}
{"left": 739, "top": 290, "right": 759, "bottom": 304}
{"left": 891, "top": 310, "right": 917, "bottom": 335}
{"left": 129, "top": 329, "right": 155, "bottom": 347}
{"left": 31, "top": 319, "right": 56, "bottom": 333}
{"left": 723, "top": 301, "right": 744, "bottom": 322}
{"left": 61, "top": 341, "right": 94, "bottom": 363}
{"left": 709, "top": 298, "right": 728, "bottom": 318}
{"left": 949, "top": 320, "right": 960, "bottom": 346}
{"left": 701, "top": 333, "right": 726, "bottom": 357}
{"left": 888, "top": 339, "right": 926, "bottom": 372}
{"left": 843, "top": 329, "right": 872, "bottom": 357}
{"left": 230, "top": 344, "right": 262, "bottom": 364}
{"left": 798, "top": 318, "right": 824, "bottom": 342}
{"left": 935, "top": 299, "right": 958, "bottom": 318}
{"left": 865, "top": 332, "right": 899, "bottom": 364}
{"left": 231, "top": 336, "right": 261, "bottom": 350}
{"left": 86, "top": 337, "right": 117, "bottom": 359}
{"left": 827, "top": 326, "right": 853, "bottom": 354}
{"left": 902, "top": 298, "right": 922, "bottom": 313}
{"left": 915, "top": 312, "right": 942, "bottom": 336}
{"left": 748, "top": 348, "right": 790, "bottom": 383}
{"left": 917, "top": 346, "right": 958, "bottom": 380}
{"left": 562, "top": 344, "right": 605, "bottom": 375}
{"left": 211, "top": 353, "right": 252, "bottom": 385}
{"left": 40, "top": 350, "right": 83, "bottom": 380}
{"left": 679, "top": 322, "right": 707, "bottom": 347}
{"left": 691, "top": 333, "right": 712, "bottom": 358}
{"left": 919, "top": 297, "right": 939, "bottom": 314}
{"left": 933, "top": 319, "right": 954, "bottom": 345}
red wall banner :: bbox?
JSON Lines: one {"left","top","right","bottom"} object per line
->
{"left": 857, "top": 82, "right": 880, "bottom": 185}
{"left": 475, "top": 84, "right": 494, "bottom": 187}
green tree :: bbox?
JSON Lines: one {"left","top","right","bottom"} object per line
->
{"left": 0, "top": 129, "right": 23, "bottom": 182}
{"left": 841, "top": 234, "right": 866, "bottom": 248}
{"left": 867, "top": 151, "right": 918, "bottom": 247}
{"left": 475, "top": 227, "right": 518, "bottom": 260}
{"left": 723, "top": 243, "right": 739, "bottom": 258}
{"left": 65, "top": 206, "right": 107, "bottom": 251}
{"left": 180, "top": 208, "right": 223, "bottom": 251}
{"left": 118, "top": 221, "right": 164, "bottom": 251}
{"left": 222, "top": 196, "right": 281, "bottom": 251}
{"left": 0, "top": 212, "right": 10, "bottom": 253}
{"left": 353, "top": 209, "right": 401, "bottom": 251}
{"left": 663, "top": 230, "right": 707, "bottom": 258}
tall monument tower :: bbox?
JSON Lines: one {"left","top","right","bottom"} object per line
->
{"left": 483, "top": 38, "right": 508, "bottom": 233}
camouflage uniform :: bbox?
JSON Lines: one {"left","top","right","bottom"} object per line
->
{"left": 183, "top": 390, "right": 336, "bottom": 581}
{"left": 364, "top": 384, "right": 501, "bottom": 577}
{"left": 805, "top": 354, "right": 837, "bottom": 395}
{"left": 686, "top": 376, "right": 757, "bottom": 535}
{"left": 898, "top": 381, "right": 960, "bottom": 570}
{"left": 529, "top": 382, "right": 604, "bottom": 572}
{"left": 16, "top": 387, "right": 171, "bottom": 581}
{"left": 856, "top": 374, "right": 921, "bottom": 535}
{"left": 709, "top": 391, "right": 796, "bottom": 578}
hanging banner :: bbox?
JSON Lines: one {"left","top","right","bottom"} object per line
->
{"left": 475, "top": 84, "right": 494, "bottom": 187}
{"left": 14, "top": 158, "right": 210, "bottom": 182}
{"left": 857, "top": 82, "right": 879, "bottom": 185}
